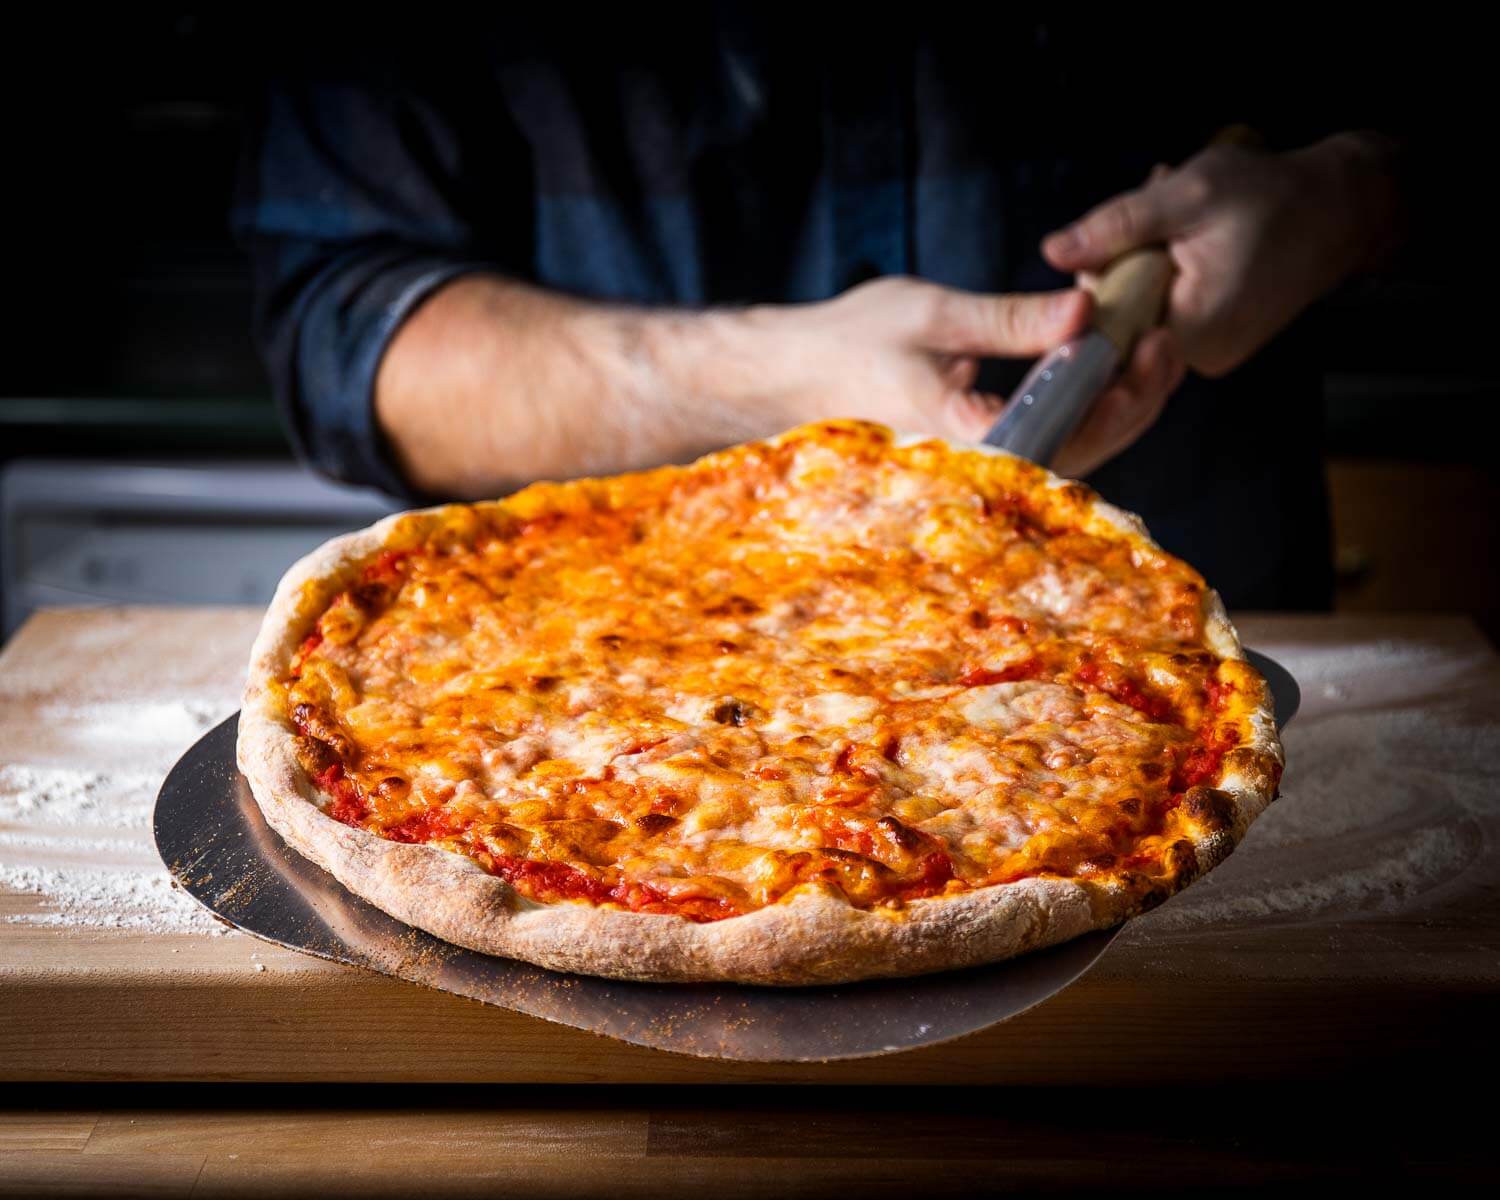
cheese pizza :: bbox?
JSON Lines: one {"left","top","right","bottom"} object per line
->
{"left": 237, "top": 421, "right": 1282, "bottom": 984}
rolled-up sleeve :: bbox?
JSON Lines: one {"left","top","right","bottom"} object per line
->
{"left": 232, "top": 71, "right": 513, "bottom": 497}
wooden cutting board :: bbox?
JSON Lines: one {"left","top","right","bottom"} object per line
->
{"left": 2, "top": 607, "right": 1497, "bottom": 1084}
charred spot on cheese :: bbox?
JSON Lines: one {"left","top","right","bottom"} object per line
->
{"left": 704, "top": 595, "right": 761, "bottom": 617}
{"left": 875, "top": 814, "right": 925, "bottom": 853}
{"left": 349, "top": 580, "right": 393, "bottom": 612}
{"left": 289, "top": 703, "right": 354, "bottom": 762}
{"left": 293, "top": 734, "right": 336, "bottom": 777}
{"left": 711, "top": 699, "right": 754, "bottom": 726}
{"left": 278, "top": 421, "right": 1264, "bottom": 920}
{"left": 1165, "top": 838, "right": 1199, "bottom": 879}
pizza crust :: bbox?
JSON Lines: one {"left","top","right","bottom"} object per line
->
{"left": 236, "top": 427, "right": 1282, "bottom": 985}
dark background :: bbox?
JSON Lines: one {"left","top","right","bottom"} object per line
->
{"left": 2, "top": 12, "right": 1495, "bottom": 635}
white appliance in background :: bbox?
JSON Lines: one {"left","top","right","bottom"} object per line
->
{"left": 0, "top": 461, "right": 401, "bottom": 637}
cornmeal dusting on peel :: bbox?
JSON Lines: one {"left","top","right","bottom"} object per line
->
{"left": 275, "top": 421, "right": 1273, "bottom": 923}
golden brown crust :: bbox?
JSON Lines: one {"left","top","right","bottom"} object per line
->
{"left": 236, "top": 423, "right": 1281, "bottom": 984}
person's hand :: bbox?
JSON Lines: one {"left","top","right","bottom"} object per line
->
{"left": 1041, "top": 133, "right": 1403, "bottom": 377}
{"left": 734, "top": 276, "right": 1184, "bottom": 478}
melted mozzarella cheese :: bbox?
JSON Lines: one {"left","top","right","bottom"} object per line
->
{"left": 283, "top": 421, "right": 1258, "bottom": 916}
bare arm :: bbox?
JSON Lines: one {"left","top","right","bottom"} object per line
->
{"left": 375, "top": 277, "right": 765, "bottom": 497}
{"left": 375, "top": 274, "right": 1184, "bottom": 497}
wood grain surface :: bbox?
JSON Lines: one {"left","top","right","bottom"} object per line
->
{"left": 0, "top": 1083, "right": 1487, "bottom": 1196}
{"left": 1, "top": 608, "right": 1497, "bottom": 1088}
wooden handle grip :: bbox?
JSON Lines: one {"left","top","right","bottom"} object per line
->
{"left": 1082, "top": 248, "right": 1173, "bottom": 356}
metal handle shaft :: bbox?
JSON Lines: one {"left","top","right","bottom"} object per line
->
{"left": 982, "top": 331, "right": 1120, "bottom": 464}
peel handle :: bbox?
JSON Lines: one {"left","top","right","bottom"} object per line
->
{"left": 1082, "top": 247, "right": 1173, "bottom": 358}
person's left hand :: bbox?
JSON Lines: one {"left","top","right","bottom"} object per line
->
{"left": 1041, "top": 133, "right": 1403, "bottom": 377}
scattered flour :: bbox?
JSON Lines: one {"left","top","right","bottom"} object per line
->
{"left": 1275, "top": 634, "right": 1486, "bottom": 723}
{"left": 0, "top": 698, "right": 234, "bottom": 936}
{"left": 28, "top": 700, "right": 227, "bottom": 769}
{"left": 0, "top": 764, "right": 158, "bottom": 826}
{"left": 1150, "top": 822, "right": 1473, "bottom": 930}
{"left": 0, "top": 861, "right": 226, "bottom": 935}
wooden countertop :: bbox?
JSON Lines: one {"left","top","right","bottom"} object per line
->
{"left": 2, "top": 1082, "right": 1487, "bottom": 1195}
{"left": 1, "top": 607, "right": 1496, "bottom": 1193}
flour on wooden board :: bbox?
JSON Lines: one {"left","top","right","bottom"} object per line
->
{"left": 0, "top": 701, "right": 235, "bottom": 936}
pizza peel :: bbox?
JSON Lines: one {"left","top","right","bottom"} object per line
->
{"left": 154, "top": 651, "right": 1297, "bottom": 1064}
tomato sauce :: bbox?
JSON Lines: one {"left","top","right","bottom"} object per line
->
{"left": 958, "top": 659, "right": 1042, "bottom": 687}
{"left": 1075, "top": 660, "right": 1175, "bottom": 722}
{"left": 314, "top": 764, "right": 368, "bottom": 826}
{"left": 488, "top": 855, "right": 745, "bottom": 923}
{"left": 896, "top": 851, "right": 955, "bottom": 900}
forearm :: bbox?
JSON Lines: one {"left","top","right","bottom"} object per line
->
{"left": 374, "top": 274, "right": 785, "bottom": 498}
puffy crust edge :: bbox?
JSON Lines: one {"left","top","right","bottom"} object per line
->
{"left": 235, "top": 425, "right": 1281, "bottom": 985}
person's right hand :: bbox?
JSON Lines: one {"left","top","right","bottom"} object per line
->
{"left": 734, "top": 276, "right": 1185, "bottom": 478}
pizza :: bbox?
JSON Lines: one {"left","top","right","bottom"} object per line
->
{"left": 237, "top": 420, "right": 1281, "bottom": 985}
